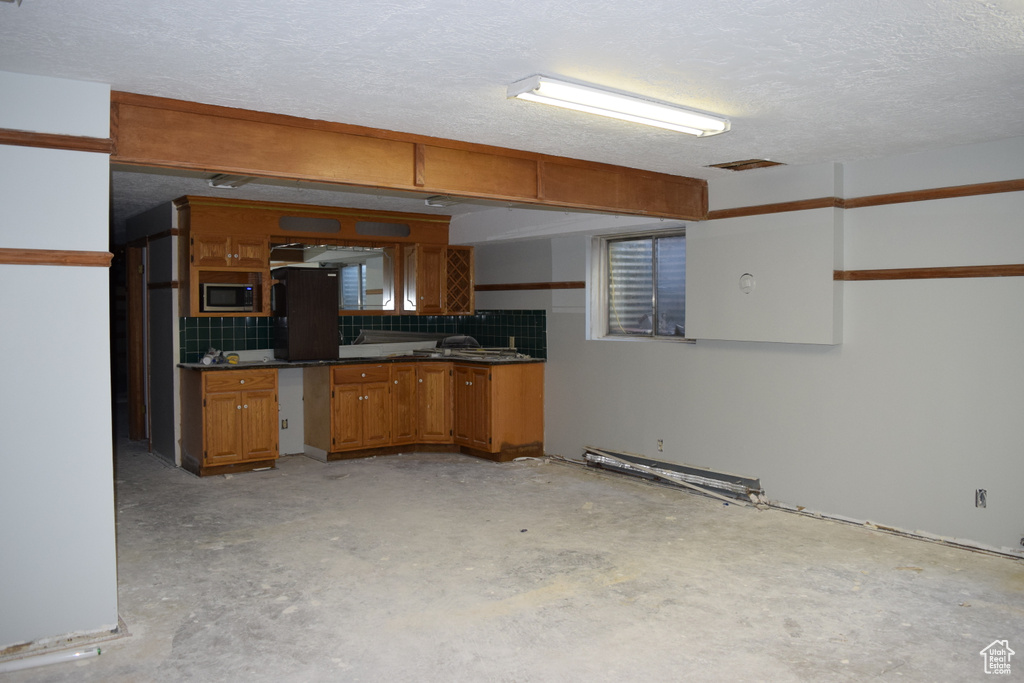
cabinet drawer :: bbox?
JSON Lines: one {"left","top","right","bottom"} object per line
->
{"left": 332, "top": 365, "right": 389, "bottom": 385}
{"left": 204, "top": 370, "right": 277, "bottom": 393}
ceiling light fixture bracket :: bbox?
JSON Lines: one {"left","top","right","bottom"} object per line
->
{"left": 424, "top": 195, "right": 461, "bottom": 208}
{"left": 208, "top": 174, "right": 254, "bottom": 189}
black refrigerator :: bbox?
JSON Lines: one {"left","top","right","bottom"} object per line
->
{"left": 272, "top": 267, "right": 339, "bottom": 361}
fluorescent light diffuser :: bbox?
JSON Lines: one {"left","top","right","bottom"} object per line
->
{"left": 507, "top": 75, "right": 730, "bottom": 137}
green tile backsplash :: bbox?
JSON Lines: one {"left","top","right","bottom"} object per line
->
{"left": 179, "top": 310, "right": 546, "bottom": 363}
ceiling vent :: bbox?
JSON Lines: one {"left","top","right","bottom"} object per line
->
{"left": 707, "top": 159, "right": 785, "bottom": 171}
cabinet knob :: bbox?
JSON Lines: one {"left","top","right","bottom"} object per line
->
{"left": 233, "top": 253, "right": 239, "bottom": 259}
{"left": 361, "top": 372, "right": 366, "bottom": 378}
{"left": 364, "top": 395, "right": 369, "bottom": 400}
{"left": 418, "top": 378, "right": 423, "bottom": 383}
{"left": 243, "top": 404, "right": 248, "bottom": 409}
{"left": 239, "top": 379, "right": 245, "bottom": 384}
{"left": 358, "top": 396, "right": 363, "bottom": 401}
{"left": 394, "top": 380, "right": 398, "bottom": 384}
{"left": 236, "top": 405, "right": 242, "bottom": 410}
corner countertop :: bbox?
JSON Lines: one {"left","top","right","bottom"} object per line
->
{"left": 178, "top": 354, "right": 545, "bottom": 371}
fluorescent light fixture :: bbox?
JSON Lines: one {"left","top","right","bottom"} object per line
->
{"left": 208, "top": 174, "right": 253, "bottom": 189}
{"left": 507, "top": 75, "right": 730, "bottom": 137}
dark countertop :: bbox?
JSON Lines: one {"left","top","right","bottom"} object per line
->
{"left": 178, "top": 355, "right": 544, "bottom": 371}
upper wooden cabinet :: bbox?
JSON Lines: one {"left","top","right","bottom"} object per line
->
{"left": 192, "top": 234, "right": 268, "bottom": 269}
{"left": 445, "top": 246, "right": 474, "bottom": 315}
{"left": 403, "top": 244, "right": 474, "bottom": 315}
{"left": 174, "top": 196, "right": 472, "bottom": 317}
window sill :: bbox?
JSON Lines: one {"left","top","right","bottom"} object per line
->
{"left": 594, "top": 335, "right": 695, "bottom": 344}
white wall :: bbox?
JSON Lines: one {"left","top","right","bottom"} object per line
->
{"left": 0, "top": 73, "right": 118, "bottom": 646}
{"left": 465, "top": 138, "right": 1024, "bottom": 554}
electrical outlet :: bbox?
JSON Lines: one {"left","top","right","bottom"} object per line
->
{"left": 281, "top": 419, "right": 289, "bottom": 430}
{"left": 657, "top": 439, "right": 664, "bottom": 452}
{"left": 975, "top": 489, "right": 986, "bottom": 508}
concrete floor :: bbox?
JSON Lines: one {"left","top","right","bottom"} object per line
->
{"left": 8, "top": 435, "right": 1023, "bottom": 682}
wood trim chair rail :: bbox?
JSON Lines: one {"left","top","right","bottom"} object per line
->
{"left": 835, "top": 265, "right": 1024, "bottom": 281}
{"left": 0, "top": 248, "right": 113, "bottom": 268}
{"left": 0, "top": 128, "right": 113, "bottom": 154}
{"left": 475, "top": 281, "right": 585, "bottom": 292}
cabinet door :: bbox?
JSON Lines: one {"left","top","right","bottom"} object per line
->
{"left": 391, "top": 365, "right": 417, "bottom": 445}
{"left": 362, "top": 381, "right": 391, "bottom": 447}
{"left": 404, "top": 244, "right": 445, "bottom": 314}
{"left": 454, "top": 365, "right": 490, "bottom": 450}
{"left": 234, "top": 237, "right": 268, "bottom": 269}
{"left": 241, "top": 389, "right": 278, "bottom": 461}
{"left": 331, "top": 383, "right": 363, "bottom": 450}
{"left": 193, "top": 235, "right": 231, "bottom": 267}
{"left": 417, "top": 364, "right": 452, "bottom": 443}
{"left": 204, "top": 390, "right": 243, "bottom": 464}
{"left": 467, "top": 367, "right": 491, "bottom": 450}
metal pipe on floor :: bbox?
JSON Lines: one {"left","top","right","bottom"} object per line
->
{"left": 0, "top": 646, "right": 101, "bottom": 673}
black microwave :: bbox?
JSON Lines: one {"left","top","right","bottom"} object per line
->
{"left": 201, "top": 283, "right": 255, "bottom": 312}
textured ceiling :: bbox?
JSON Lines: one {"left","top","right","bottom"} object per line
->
{"left": 2, "top": 0, "right": 1023, "bottom": 233}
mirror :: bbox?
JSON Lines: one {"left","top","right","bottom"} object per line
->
{"left": 271, "top": 243, "right": 396, "bottom": 311}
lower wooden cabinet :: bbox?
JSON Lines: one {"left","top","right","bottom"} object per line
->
{"left": 453, "top": 362, "right": 544, "bottom": 459}
{"left": 453, "top": 364, "right": 490, "bottom": 450}
{"left": 180, "top": 368, "right": 279, "bottom": 476}
{"left": 305, "top": 364, "right": 391, "bottom": 454}
{"left": 303, "top": 360, "right": 540, "bottom": 462}
{"left": 389, "top": 363, "right": 452, "bottom": 445}
{"left": 415, "top": 363, "right": 453, "bottom": 443}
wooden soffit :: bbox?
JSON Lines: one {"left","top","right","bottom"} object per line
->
{"left": 110, "top": 92, "right": 707, "bottom": 220}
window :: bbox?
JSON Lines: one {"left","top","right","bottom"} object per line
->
{"left": 595, "top": 230, "right": 687, "bottom": 339}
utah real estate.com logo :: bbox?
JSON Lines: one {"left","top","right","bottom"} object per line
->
{"left": 980, "top": 640, "right": 1014, "bottom": 675}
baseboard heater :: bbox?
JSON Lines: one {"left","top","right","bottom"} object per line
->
{"left": 583, "top": 447, "right": 764, "bottom": 504}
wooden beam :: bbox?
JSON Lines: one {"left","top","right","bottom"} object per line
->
{"left": 110, "top": 92, "right": 707, "bottom": 220}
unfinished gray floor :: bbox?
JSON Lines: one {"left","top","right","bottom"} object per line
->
{"left": 9, "top": 436, "right": 1023, "bottom": 682}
